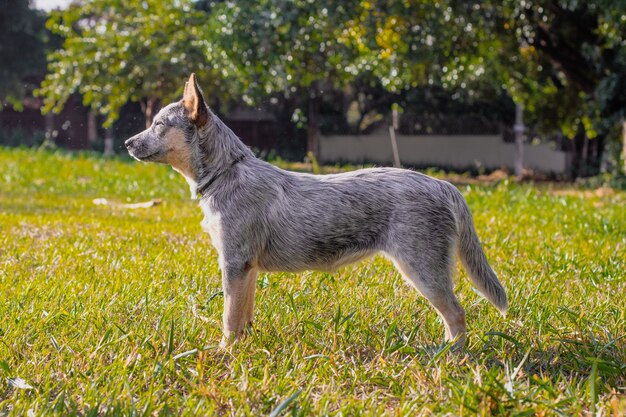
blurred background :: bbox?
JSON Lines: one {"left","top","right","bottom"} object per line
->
{"left": 1, "top": 0, "right": 625, "bottom": 179}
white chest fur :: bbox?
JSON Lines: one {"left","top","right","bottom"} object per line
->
{"left": 200, "top": 200, "right": 223, "bottom": 254}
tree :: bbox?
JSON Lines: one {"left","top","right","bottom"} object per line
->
{"left": 0, "top": 0, "right": 50, "bottom": 110}
{"left": 33, "top": 0, "right": 626, "bottom": 172}
{"left": 206, "top": 0, "right": 362, "bottom": 155}
{"left": 480, "top": 0, "right": 626, "bottom": 175}
{"left": 340, "top": 0, "right": 626, "bottom": 175}
{"left": 36, "top": 0, "right": 228, "bottom": 129}
{"left": 478, "top": 0, "right": 626, "bottom": 176}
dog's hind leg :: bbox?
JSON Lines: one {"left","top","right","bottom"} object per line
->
{"left": 220, "top": 263, "right": 257, "bottom": 347}
{"left": 387, "top": 244, "right": 467, "bottom": 350}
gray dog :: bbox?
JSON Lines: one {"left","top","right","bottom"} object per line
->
{"left": 125, "top": 74, "right": 507, "bottom": 350}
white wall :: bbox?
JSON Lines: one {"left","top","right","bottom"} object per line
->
{"left": 319, "top": 132, "right": 569, "bottom": 173}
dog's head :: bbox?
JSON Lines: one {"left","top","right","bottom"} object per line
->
{"left": 125, "top": 73, "right": 209, "bottom": 172}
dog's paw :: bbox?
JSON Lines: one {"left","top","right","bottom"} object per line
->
{"left": 219, "top": 331, "right": 243, "bottom": 349}
{"left": 219, "top": 337, "right": 230, "bottom": 350}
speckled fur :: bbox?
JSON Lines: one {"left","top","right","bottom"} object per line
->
{"left": 125, "top": 74, "right": 508, "bottom": 350}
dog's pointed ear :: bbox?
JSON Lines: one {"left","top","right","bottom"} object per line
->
{"left": 182, "top": 73, "right": 209, "bottom": 127}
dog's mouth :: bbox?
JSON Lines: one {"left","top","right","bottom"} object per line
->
{"left": 128, "top": 148, "right": 162, "bottom": 162}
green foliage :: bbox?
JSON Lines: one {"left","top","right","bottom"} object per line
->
{"left": 487, "top": 0, "right": 626, "bottom": 139}
{"left": 343, "top": 0, "right": 626, "bottom": 142}
{"left": 32, "top": 0, "right": 626, "bottom": 159}
{"left": 0, "top": 0, "right": 50, "bottom": 110}
{"left": 36, "top": 0, "right": 224, "bottom": 127}
{"left": 206, "top": 0, "right": 361, "bottom": 102}
{"left": 1, "top": 147, "right": 625, "bottom": 415}
{"left": 337, "top": 1, "right": 500, "bottom": 93}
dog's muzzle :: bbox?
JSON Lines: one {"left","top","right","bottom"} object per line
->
{"left": 124, "top": 135, "right": 147, "bottom": 160}
{"left": 124, "top": 137, "right": 136, "bottom": 150}
{"left": 125, "top": 133, "right": 163, "bottom": 162}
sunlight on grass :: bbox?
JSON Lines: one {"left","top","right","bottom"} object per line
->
{"left": 0, "top": 147, "right": 625, "bottom": 415}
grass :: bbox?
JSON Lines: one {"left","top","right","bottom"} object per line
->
{"left": 0, "top": 146, "right": 625, "bottom": 416}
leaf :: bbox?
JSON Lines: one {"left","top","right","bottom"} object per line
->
{"left": 173, "top": 349, "right": 198, "bottom": 361}
{"left": 484, "top": 331, "right": 522, "bottom": 347}
{"left": 50, "top": 334, "right": 62, "bottom": 352}
{"left": 427, "top": 341, "right": 455, "bottom": 366}
{"left": 269, "top": 390, "right": 302, "bottom": 417}
{"left": 0, "top": 360, "right": 11, "bottom": 376}
{"left": 588, "top": 359, "right": 598, "bottom": 414}
{"left": 167, "top": 320, "right": 175, "bottom": 355}
{"left": 303, "top": 354, "right": 329, "bottom": 361}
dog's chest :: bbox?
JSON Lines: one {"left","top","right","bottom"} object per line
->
{"left": 200, "top": 201, "right": 223, "bottom": 252}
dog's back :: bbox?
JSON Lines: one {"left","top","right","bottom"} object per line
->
{"left": 203, "top": 158, "right": 507, "bottom": 349}
{"left": 127, "top": 73, "right": 507, "bottom": 349}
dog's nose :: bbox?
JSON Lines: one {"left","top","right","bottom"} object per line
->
{"left": 124, "top": 138, "right": 135, "bottom": 149}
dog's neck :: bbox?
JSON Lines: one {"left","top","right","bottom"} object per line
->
{"left": 186, "top": 112, "right": 254, "bottom": 199}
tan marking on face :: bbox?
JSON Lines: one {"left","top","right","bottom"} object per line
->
{"left": 163, "top": 127, "right": 195, "bottom": 179}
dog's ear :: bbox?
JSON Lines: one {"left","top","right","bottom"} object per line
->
{"left": 182, "top": 73, "right": 209, "bottom": 127}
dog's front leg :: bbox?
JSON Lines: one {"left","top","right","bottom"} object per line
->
{"left": 220, "top": 263, "right": 256, "bottom": 347}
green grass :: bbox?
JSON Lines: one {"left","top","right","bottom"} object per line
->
{"left": 1, "top": 147, "right": 625, "bottom": 416}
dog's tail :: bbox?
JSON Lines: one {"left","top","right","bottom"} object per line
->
{"left": 451, "top": 187, "right": 508, "bottom": 314}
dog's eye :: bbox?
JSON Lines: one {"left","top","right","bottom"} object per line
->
{"left": 155, "top": 121, "right": 165, "bottom": 127}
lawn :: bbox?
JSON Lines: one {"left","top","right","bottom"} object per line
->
{"left": 0, "top": 147, "right": 625, "bottom": 416}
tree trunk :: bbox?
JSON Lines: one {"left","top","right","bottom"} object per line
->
{"left": 581, "top": 132, "right": 589, "bottom": 177}
{"left": 44, "top": 113, "right": 55, "bottom": 145}
{"left": 571, "top": 131, "right": 579, "bottom": 179}
{"left": 104, "top": 128, "right": 114, "bottom": 156}
{"left": 355, "top": 111, "right": 367, "bottom": 135}
{"left": 571, "top": 124, "right": 586, "bottom": 179}
{"left": 140, "top": 97, "right": 159, "bottom": 129}
{"left": 513, "top": 103, "right": 524, "bottom": 178}
{"left": 87, "top": 109, "right": 97, "bottom": 145}
{"left": 307, "top": 86, "right": 320, "bottom": 158}
{"left": 591, "top": 134, "right": 605, "bottom": 175}
{"left": 623, "top": 121, "right": 626, "bottom": 174}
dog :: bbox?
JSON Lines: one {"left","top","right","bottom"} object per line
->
{"left": 125, "top": 73, "right": 507, "bottom": 350}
